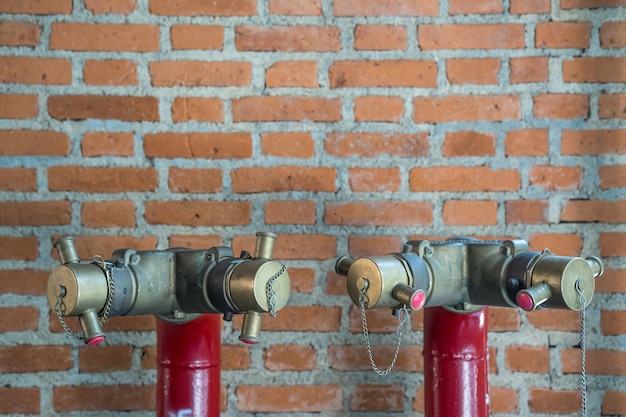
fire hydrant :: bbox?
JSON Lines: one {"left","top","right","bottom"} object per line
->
{"left": 336, "top": 237, "right": 603, "bottom": 417}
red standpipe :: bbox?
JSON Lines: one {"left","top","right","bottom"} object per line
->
{"left": 157, "top": 315, "right": 222, "bottom": 417}
{"left": 423, "top": 306, "right": 489, "bottom": 417}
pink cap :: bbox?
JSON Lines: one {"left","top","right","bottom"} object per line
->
{"left": 240, "top": 339, "right": 258, "bottom": 345}
{"left": 87, "top": 335, "right": 105, "bottom": 346}
{"left": 516, "top": 292, "right": 534, "bottom": 311}
{"left": 410, "top": 290, "right": 426, "bottom": 310}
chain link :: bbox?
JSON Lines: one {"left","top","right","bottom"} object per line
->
{"left": 575, "top": 278, "right": 587, "bottom": 417}
{"left": 266, "top": 264, "right": 286, "bottom": 317}
{"left": 358, "top": 279, "right": 409, "bottom": 376}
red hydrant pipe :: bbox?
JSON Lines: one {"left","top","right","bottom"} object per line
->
{"left": 157, "top": 315, "right": 222, "bottom": 417}
{"left": 423, "top": 307, "right": 489, "bottom": 417}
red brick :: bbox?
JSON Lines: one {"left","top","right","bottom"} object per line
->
{"left": 602, "top": 310, "right": 626, "bottom": 335}
{"left": 564, "top": 57, "right": 626, "bottom": 83}
{"left": 562, "top": 348, "right": 626, "bottom": 375}
{"left": 350, "top": 385, "right": 404, "bottom": 411}
{"left": 348, "top": 235, "right": 403, "bottom": 258}
{"left": 596, "top": 269, "right": 626, "bottom": 293}
{"left": 529, "top": 233, "right": 582, "bottom": 256}
{"left": 269, "top": 0, "right": 321, "bottom": 15}
{"left": 48, "top": 235, "right": 157, "bottom": 261}
{"left": 289, "top": 268, "right": 315, "bottom": 293}
{"left": 505, "top": 345, "right": 549, "bottom": 373}
{"left": 414, "top": 95, "right": 520, "bottom": 122}
{"left": 170, "top": 24, "right": 223, "bottom": 49}
{"left": 0, "top": 0, "right": 71, "bottom": 14}
{"left": 325, "top": 132, "right": 428, "bottom": 157}
{"left": 82, "top": 201, "right": 135, "bottom": 228}
{"left": 353, "top": 96, "right": 404, "bottom": 122}
{"left": 600, "top": 232, "right": 626, "bottom": 257}
{"left": 48, "top": 95, "right": 158, "bottom": 121}
{"left": 261, "top": 132, "right": 315, "bottom": 158}
{"left": 530, "top": 165, "right": 582, "bottom": 191}
{"left": 0, "top": 94, "right": 38, "bottom": 119}
{"left": 330, "top": 60, "right": 436, "bottom": 88}
{"left": 599, "top": 165, "right": 626, "bottom": 189}
{"left": 446, "top": 58, "right": 500, "bottom": 85}
{"left": 533, "top": 93, "right": 588, "bottom": 119}
{"left": 83, "top": 59, "right": 137, "bottom": 85}
{"left": 349, "top": 168, "right": 401, "bottom": 192}
{"left": 54, "top": 385, "right": 155, "bottom": 411}
{"left": 443, "top": 131, "right": 495, "bottom": 156}
{"left": 0, "top": 269, "right": 47, "bottom": 294}
{"left": 265, "top": 200, "right": 316, "bottom": 224}
{"left": 449, "top": 0, "right": 502, "bottom": 13}
{"left": 233, "top": 306, "right": 341, "bottom": 332}
{"left": 601, "top": 21, "right": 626, "bottom": 47}
{"left": 168, "top": 235, "right": 223, "bottom": 249}
{"left": 0, "top": 306, "right": 38, "bottom": 332}
{"left": 168, "top": 168, "right": 222, "bottom": 193}
{"left": 0, "top": 21, "right": 40, "bottom": 46}
{"left": 527, "top": 309, "right": 580, "bottom": 331}
{"left": 0, "top": 387, "right": 39, "bottom": 414}
{"left": 144, "top": 132, "right": 251, "bottom": 158}
{"left": 329, "top": 344, "right": 423, "bottom": 371}
{"left": 85, "top": 0, "right": 137, "bottom": 14}
{"left": 506, "top": 200, "right": 548, "bottom": 224}
{"left": 233, "top": 234, "right": 336, "bottom": 260}
{"left": 490, "top": 386, "right": 520, "bottom": 413}
{"left": 354, "top": 24, "right": 407, "bottom": 50}
{"left": 561, "top": 0, "right": 626, "bottom": 8}
{"left": 0, "top": 56, "right": 70, "bottom": 85}
{"left": 0, "top": 168, "right": 36, "bottom": 191}
{"left": 236, "top": 25, "right": 340, "bottom": 51}
{"left": 149, "top": 0, "right": 256, "bottom": 15}
{"left": 0, "top": 130, "right": 69, "bottom": 156}
{"left": 510, "top": 56, "right": 549, "bottom": 83}
{"left": 140, "top": 346, "right": 156, "bottom": 369}
{"left": 488, "top": 307, "right": 521, "bottom": 331}
{"left": 603, "top": 390, "right": 626, "bottom": 415}
{"left": 171, "top": 97, "right": 223, "bottom": 122}
{"left": 79, "top": 345, "right": 133, "bottom": 373}
{"left": 0, "top": 236, "right": 38, "bottom": 260}
{"left": 419, "top": 24, "right": 525, "bottom": 50}
{"left": 528, "top": 388, "right": 580, "bottom": 414}
{"left": 535, "top": 22, "right": 590, "bottom": 48}
{"left": 231, "top": 166, "right": 336, "bottom": 193}
{"left": 505, "top": 128, "right": 549, "bottom": 156}
{"left": 264, "top": 344, "right": 316, "bottom": 371}
{"left": 232, "top": 96, "right": 341, "bottom": 122}
{"left": 266, "top": 61, "right": 318, "bottom": 88}
{"left": 327, "top": 271, "right": 347, "bottom": 295}
{"left": 237, "top": 385, "right": 342, "bottom": 412}
{"left": 562, "top": 129, "right": 626, "bottom": 154}
{"left": 51, "top": 23, "right": 158, "bottom": 51}
{"left": 150, "top": 61, "right": 251, "bottom": 87}
{"left": 325, "top": 201, "right": 432, "bottom": 226}
{"left": 81, "top": 132, "right": 134, "bottom": 157}
{"left": 410, "top": 166, "right": 520, "bottom": 192}
{"left": 334, "top": 0, "right": 438, "bottom": 16}
{"left": 510, "top": 0, "right": 550, "bottom": 13}
{"left": 0, "top": 346, "right": 72, "bottom": 372}
{"left": 0, "top": 201, "right": 71, "bottom": 226}
{"left": 49, "top": 166, "right": 157, "bottom": 193}
{"left": 442, "top": 200, "right": 498, "bottom": 226}
{"left": 599, "top": 94, "right": 626, "bottom": 119}
{"left": 561, "top": 200, "right": 626, "bottom": 223}
{"left": 348, "top": 306, "right": 420, "bottom": 333}
{"left": 145, "top": 201, "right": 251, "bottom": 226}
{"left": 222, "top": 345, "right": 250, "bottom": 370}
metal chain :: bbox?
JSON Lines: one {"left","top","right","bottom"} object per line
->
{"left": 575, "top": 278, "right": 588, "bottom": 417}
{"left": 54, "top": 296, "right": 84, "bottom": 341}
{"left": 266, "top": 264, "right": 287, "bottom": 317}
{"left": 358, "top": 279, "right": 409, "bottom": 376}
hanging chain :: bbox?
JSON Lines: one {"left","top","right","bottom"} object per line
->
{"left": 358, "top": 279, "right": 409, "bottom": 376}
{"left": 54, "top": 294, "right": 84, "bottom": 341}
{"left": 575, "top": 278, "right": 588, "bottom": 417}
{"left": 266, "top": 264, "right": 287, "bottom": 317}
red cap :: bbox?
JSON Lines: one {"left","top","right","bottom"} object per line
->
{"left": 516, "top": 292, "right": 534, "bottom": 311}
{"left": 410, "top": 290, "right": 426, "bottom": 310}
{"left": 87, "top": 336, "right": 105, "bottom": 346}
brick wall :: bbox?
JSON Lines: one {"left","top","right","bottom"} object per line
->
{"left": 0, "top": 0, "right": 625, "bottom": 415}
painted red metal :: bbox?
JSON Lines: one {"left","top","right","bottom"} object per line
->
{"left": 423, "top": 307, "right": 489, "bottom": 417}
{"left": 157, "top": 315, "right": 222, "bottom": 417}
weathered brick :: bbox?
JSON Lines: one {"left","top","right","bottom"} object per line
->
{"left": 353, "top": 96, "right": 404, "bottom": 122}
{"left": 149, "top": 61, "right": 251, "bottom": 87}
{"left": 171, "top": 97, "right": 223, "bottom": 123}
{"left": 561, "top": 0, "right": 626, "bottom": 8}
{"left": 529, "top": 165, "right": 582, "bottom": 190}
{"left": 329, "top": 60, "right": 436, "bottom": 87}
{"left": 529, "top": 388, "right": 580, "bottom": 414}
{"left": 81, "top": 201, "right": 136, "bottom": 228}
{"left": 0, "top": 167, "right": 37, "bottom": 191}
{"left": 562, "top": 129, "right": 626, "bottom": 154}
{"left": 562, "top": 348, "right": 626, "bottom": 375}
{"left": 0, "top": 236, "right": 38, "bottom": 260}
{"left": 0, "top": 56, "right": 71, "bottom": 85}
{"left": 535, "top": 22, "right": 590, "bottom": 48}
{"left": 168, "top": 235, "right": 223, "bottom": 249}
{"left": 488, "top": 307, "right": 521, "bottom": 331}
{"left": 0, "top": 130, "right": 69, "bottom": 156}
{"left": 354, "top": 24, "right": 407, "bottom": 50}
{"left": 596, "top": 269, "right": 626, "bottom": 294}
{"left": 506, "top": 200, "right": 548, "bottom": 224}
{"left": 350, "top": 385, "right": 404, "bottom": 411}
{"left": 50, "top": 23, "right": 158, "bottom": 51}
{"left": 0, "top": 94, "right": 37, "bottom": 119}
{"left": 510, "top": 56, "right": 549, "bottom": 83}
{"left": 222, "top": 345, "right": 250, "bottom": 370}
{"left": 0, "top": 201, "right": 71, "bottom": 226}
{"left": 419, "top": 24, "right": 525, "bottom": 50}
{"left": 266, "top": 61, "right": 318, "bottom": 88}
{"left": 265, "top": 200, "right": 316, "bottom": 224}
{"left": 563, "top": 57, "right": 626, "bottom": 83}
{"left": 144, "top": 132, "right": 251, "bottom": 158}
{"left": 81, "top": 132, "right": 134, "bottom": 157}
{"left": 171, "top": 25, "right": 223, "bottom": 50}
{"left": 533, "top": 93, "right": 588, "bottom": 119}
{"left": 443, "top": 131, "right": 495, "bottom": 156}
{"left": 288, "top": 268, "right": 316, "bottom": 293}
{"left": 54, "top": 385, "right": 155, "bottom": 411}
{"left": 168, "top": 168, "right": 222, "bottom": 193}
{"left": 325, "top": 132, "right": 428, "bottom": 157}
{"left": 442, "top": 200, "right": 498, "bottom": 226}
{"left": 261, "top": 132, "right": 315, "bottom": 158}
{"left": 232, "top": 234, "right": 336, "bottom": 260}
{"left": 505, "top": 128, "right": 549, "bottom": 156}
{"left": 83, "top": 59, "right": 137, "bottom": 85}
{"left": 149, "top": 0, "right": 256, "bottom": 15}
{"left": 603, "top": 391, "right": 626, "bottom": 415}
{"left": 599, "top": 94, "right": 626, "bottom": 119}
{"left": 0, "top": 346, "right": 72, "bottom": 372}
{"left": 447, "top": 58, "right": 500, "bottom": 84}
{"left": 599, "top": 165, "right": 626, "bottom": 189}
{"left": 0, "top": 387, "right": 40, "bottom": 414}
{"left": 349, "top": 168, "right": 401, "bottom": 192}
{"left": 529, "top": 233, "right": 582, "bottom": 257}
{"left": 334, "top": 0, "right": 438, "bottom": 16}
{"left": 233, "top": 306, "right": 341, "bottom": 332}
{"left": 0, "top": 21, "right": 40, "bottom": 46}
{"left": 236, "top": 26, "right": 340, "bottom": 51}
{"left": 232, "top": 166, "right": 336, "bottom": 193}
{"left": 505, "top": 345, "right": 549, "bottom": 373}
{"left": 0, "top": 306, "right": 38, "bottom": 332}
{"left": 0, "top": 269, "right": 47, "bottom": 294}
{"left": 601, "top": 310, "right": 626, "bottom": 335}
{"left": 48, "top": 166, "right": 158, "bottom": 193}
{"left": 600, "top": 232, "right": 626, "bottom": 257}
{"left": 510, "top": 0, "right": 550, "bottom": 14}
{"left": 269, "top": 0, "right": 322, "bottom": 15}
{"left": 449, "top": 0, "right": 502, "bottom": 13}
{"left": 145, "top": 201, "right": 251, "bottom": 226}
{"left": 325, "top": 201, "right": 432, "bottom": 226}
{"left": 414, "top": 95, "right": 520, "bottom": 122}
{"left": 490, "top": 386, "right": 520, "bottom": 413}
{"left": 237, "top": 385, "right": 342, "bottom": 412}
{"left": 85, "top": 0, "right": 137, "bottom": 14}
{"left": 264, "top": 344, "right": 316, "bottom": 371}
{"left": 348, "top": 235, "right": 403, "bottom": 258}
{"left": 0, "top": 0, "right": 71, "bottom": 14}
{"left": 79, "top": 345, "right": 133, "bottom": 373}
{"left": 232, "top": 96, "right": 341, "bottom": 122}
{"left": 600, "top": 21, "right": 626, "bottom": 48}
{"left": 410, "top": 166, "right": 520, "bottom": 191}
{"left": 561, "top": 200, "right": 626, "bottom": 223}
{"left": 329, "top": 344, "right": 423, "bottom": 371}
{"left": 48, "top": 95, "right": 159, "bottom": 121}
